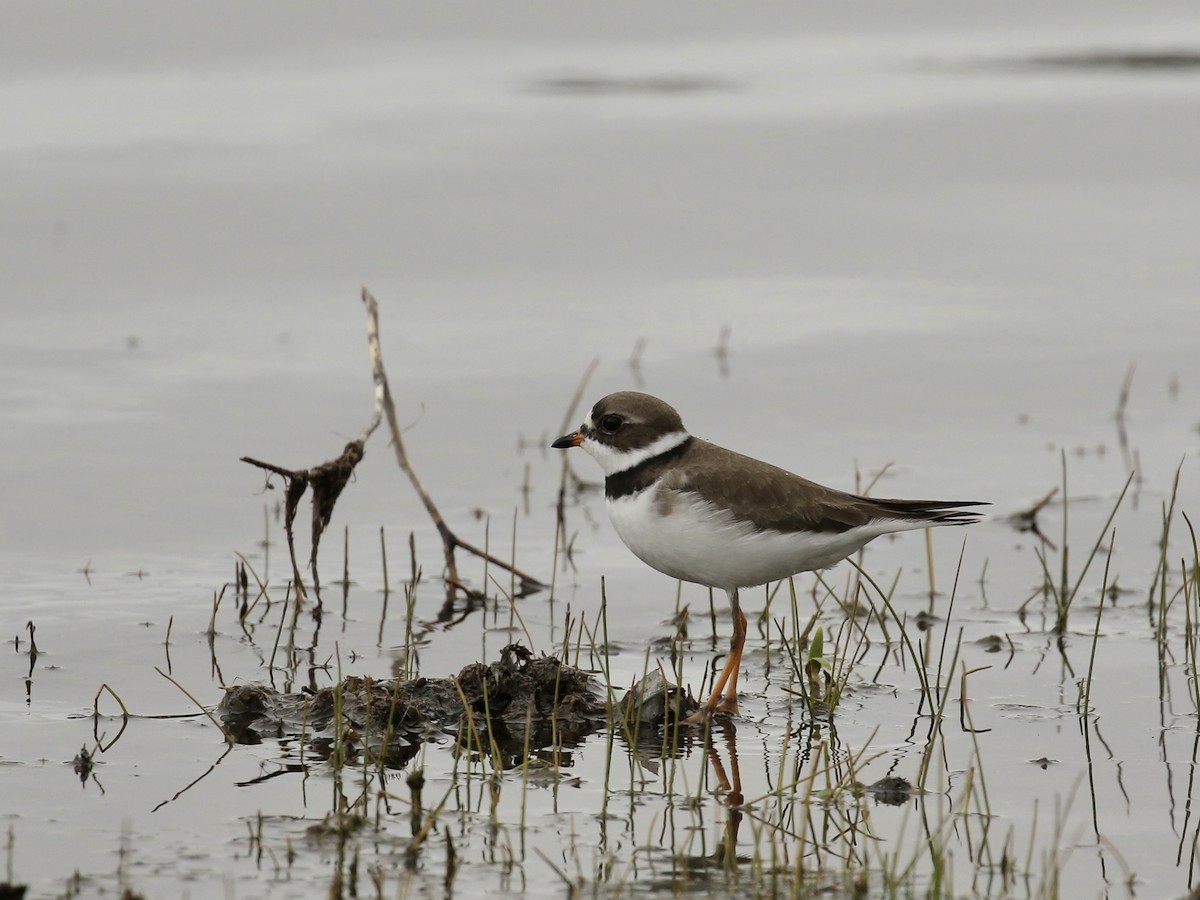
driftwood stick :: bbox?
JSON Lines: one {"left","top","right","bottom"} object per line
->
{"left": 360, "top": 293, "right": 386, "bottom": 444}
{"left": 361, "top": 287, "right": 544, "bottom": 591}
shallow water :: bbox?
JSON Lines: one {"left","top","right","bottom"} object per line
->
{"left": 4, "top": 4, "right": 1200, "bottom": 898}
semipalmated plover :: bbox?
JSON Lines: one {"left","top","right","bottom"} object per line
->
{"left": 553, "top": 391, "right": 985, "bottom": 724}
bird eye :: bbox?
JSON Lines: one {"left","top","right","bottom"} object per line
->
{"left": 600, "top": 414, "right": 624, "bottom": 433}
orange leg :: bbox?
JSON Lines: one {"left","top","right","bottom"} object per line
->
{"left": 685, "top": 589, "right": 746, "bottom": 724}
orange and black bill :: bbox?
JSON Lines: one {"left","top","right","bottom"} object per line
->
{"left": 551, "top": 430, "right": 584, "bottom": 449}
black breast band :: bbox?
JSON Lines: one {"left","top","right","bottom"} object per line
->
{"left": 605, "top": 437, "right": 693, "bottom": 500}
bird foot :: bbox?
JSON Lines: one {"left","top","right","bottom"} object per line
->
{"left": 682, "top": 694, "right": 739, "bottom": 726}
{"left": 715, "top": 694, "right": 740, "bottom": 715}
{"left": 682, "top": 707, "right": 717, "bottom": 726}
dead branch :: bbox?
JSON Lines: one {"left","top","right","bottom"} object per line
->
{"left": 361, "top": 287, "right": 544, "bottom": 594}
{"left": 240, "top": 288, "right": 545, "bottom": 605}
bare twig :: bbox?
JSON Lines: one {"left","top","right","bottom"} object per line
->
{"left": 361, "top": 287, "right": 544, "bottom": 593}
{"left": 93, "top": 683, "right": 130, "bottom": 751}
{"left": 554, "top": 358, "right": 600, "bottom": 559}
{"left": 156, "top": 666, "right": 234, "bottom": 744}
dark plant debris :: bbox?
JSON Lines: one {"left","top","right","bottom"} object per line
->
{"left": 621, "top": 668, "right": 699, "bottom": 726}
{"left": 241, "top": 440, "right": 365, "bottom": 599}
{"left": 865, "top": 776, "right": 914, "bottom": 806}
{"left": 1009, "top": 486, "right": 1059, "bottom": 549}
{"left": 219, "top": 644, "right": 611, "bottom": 771}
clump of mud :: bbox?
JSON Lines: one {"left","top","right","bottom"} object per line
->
{"left": 219, "top": 644, "right": 609, "bottom": 770}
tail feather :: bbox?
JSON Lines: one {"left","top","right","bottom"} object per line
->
{"left": 863, "top": 497, "right": 988, "bottom": 527}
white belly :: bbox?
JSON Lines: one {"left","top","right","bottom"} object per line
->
{"left": 607, "top": 485, "right": 924, "bottom": 591}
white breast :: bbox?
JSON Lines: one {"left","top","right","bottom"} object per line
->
{"left": 606, "top": 484, "right": 927, "bottom": 590}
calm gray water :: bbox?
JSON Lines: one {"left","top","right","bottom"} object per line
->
{"left": 3, "top": 3, "right": 1200, "bottom": 897}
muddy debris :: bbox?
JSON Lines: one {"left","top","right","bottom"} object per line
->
{"left": 621, "top": 668, "right": 698, "bottom": 725}
{"left": 865, "top": 776, "right": 915, "bottom": 806}
{"left": 219, "top": 644, "right": 616, "bottom": 769}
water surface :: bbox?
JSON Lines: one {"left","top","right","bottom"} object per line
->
{"left": 3, "top": 4, "right": 1200, "bottom": 897}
